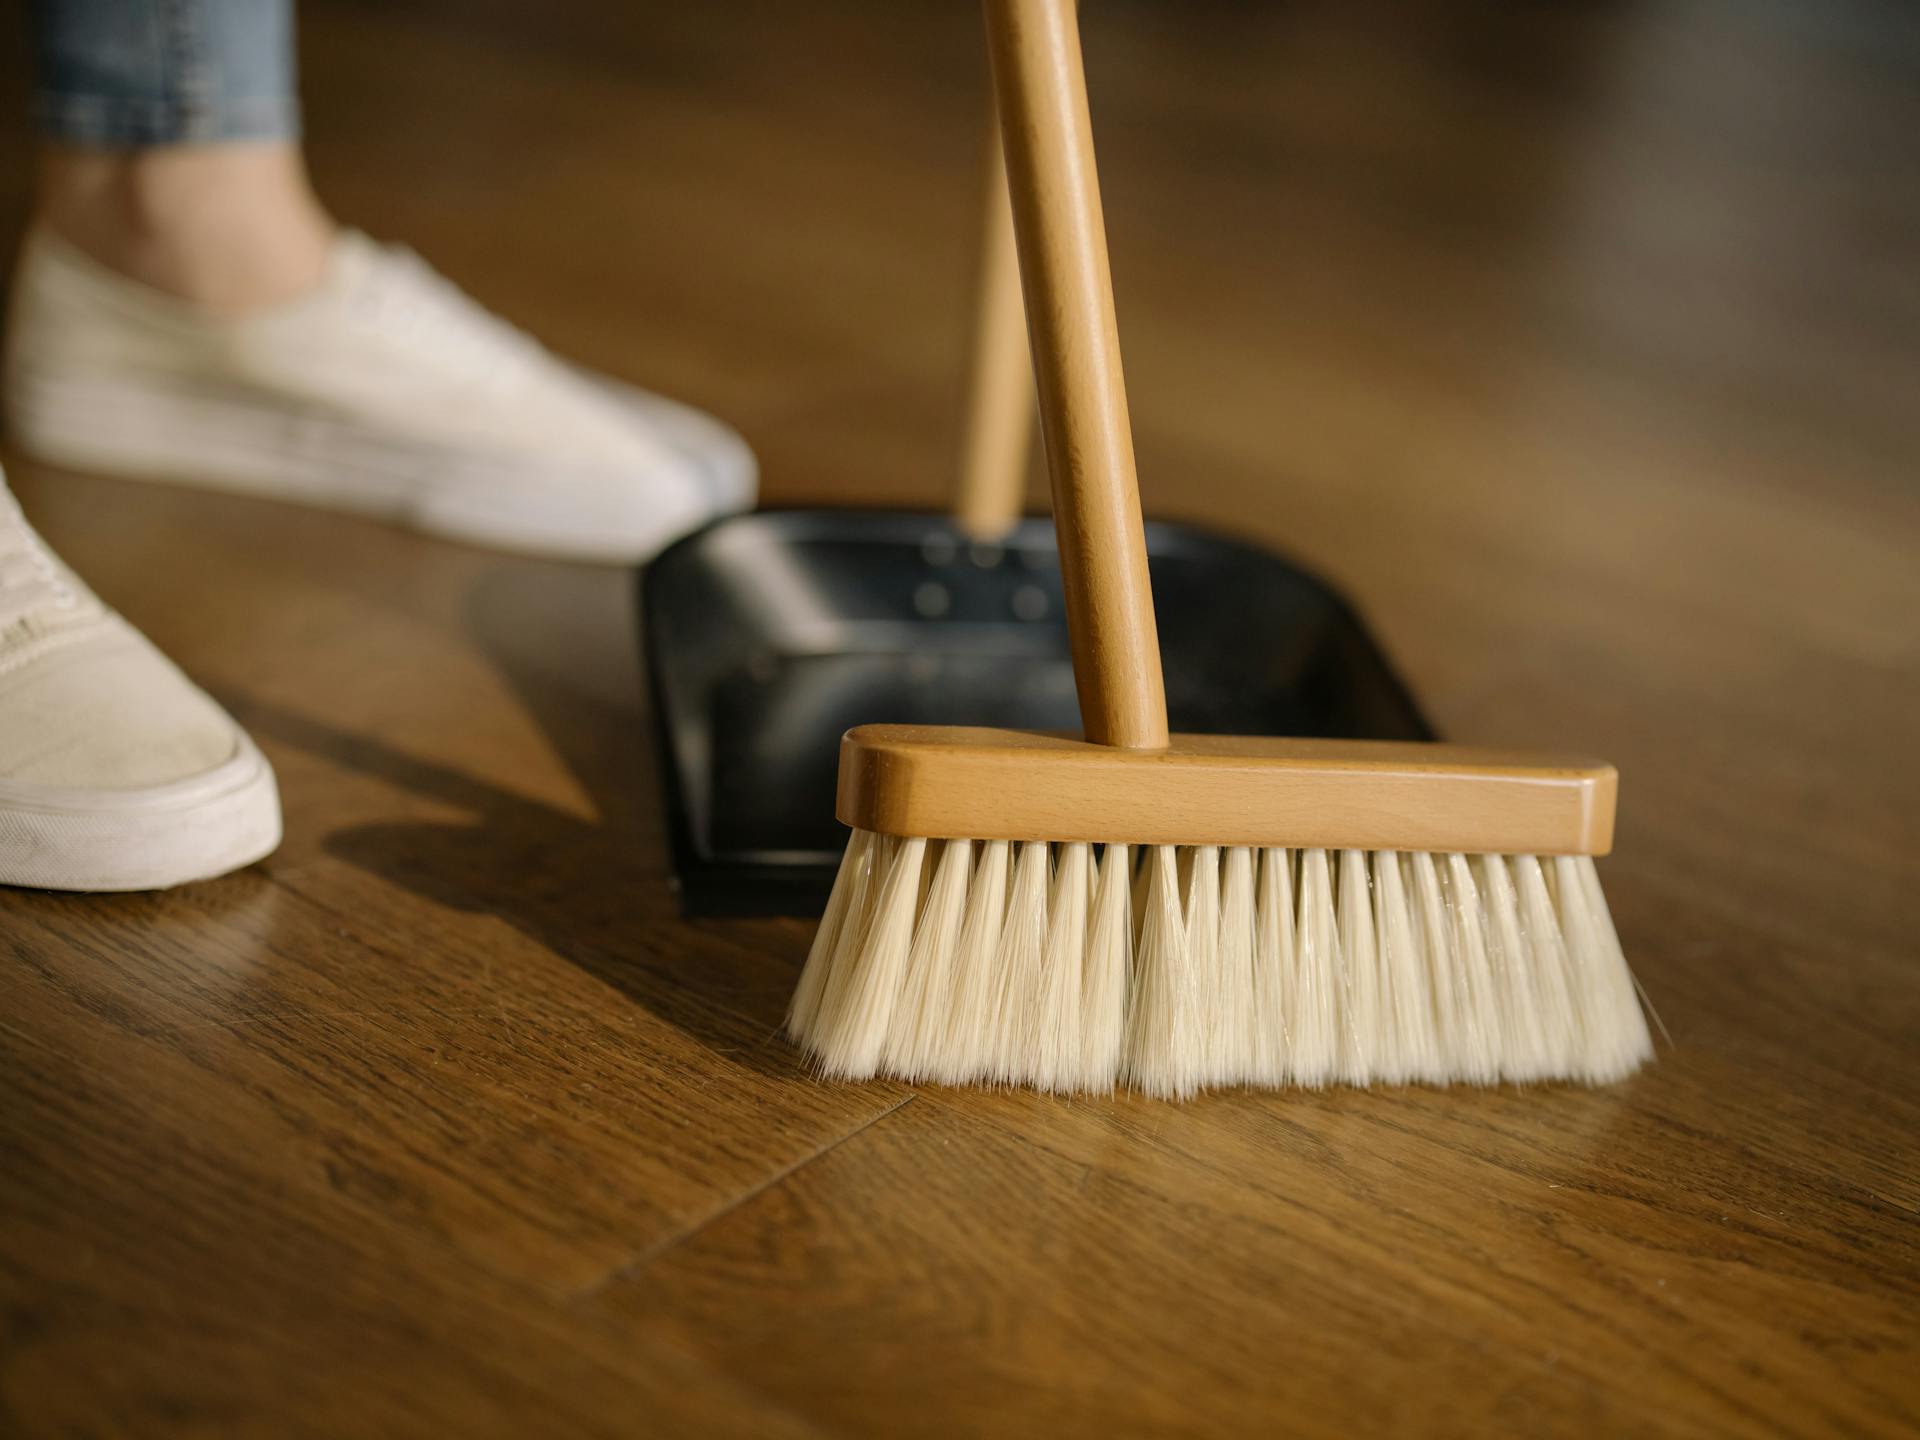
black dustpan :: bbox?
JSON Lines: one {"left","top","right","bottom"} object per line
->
{"left": 639, "top": 117, "right": 1427, "bottom": 915}
{"left": 641, "top": 508, "right": 1431, "bottom": 915}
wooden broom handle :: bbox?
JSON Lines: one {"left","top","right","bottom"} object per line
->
{"left": 983, "top": 0, "right": 1169, "bottom": 750}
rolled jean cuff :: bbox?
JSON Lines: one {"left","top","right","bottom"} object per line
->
{"left": 32, "top": 92, "right": 300, "bottom": 146}
{"left": 28, "top": 0, "right": 301, "bottom": 148}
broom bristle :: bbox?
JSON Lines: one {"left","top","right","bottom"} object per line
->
{"left": 789, "top": 832, "right": 1655, "bottom": 1096}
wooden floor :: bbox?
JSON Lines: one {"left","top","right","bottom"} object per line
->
{"left": 3, "top": 2, "right": 1917, "bottom": 1434}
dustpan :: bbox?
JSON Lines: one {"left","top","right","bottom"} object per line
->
{"left": 642, "top": 121, "right": 1430, "bottom": 916}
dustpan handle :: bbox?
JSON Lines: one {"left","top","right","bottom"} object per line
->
{"left": 952, "top": 113, "right": 1032, "bottom": 540}
{"left": 984, "top": 0, "right": 1170, "bottom": 751}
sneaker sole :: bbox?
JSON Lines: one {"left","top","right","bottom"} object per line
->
{"left": 0, "top": 733, "right": 282, "bottom": 892}
{"left": 7, "top": 367, "right": 747, "bottom": 564}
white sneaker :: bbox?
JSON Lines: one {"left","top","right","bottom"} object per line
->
{"left": 0, "top": 477, "right": 280, "bottom": 890}
{"left": 3, "top": 228, "right": 756, "bottom": 563}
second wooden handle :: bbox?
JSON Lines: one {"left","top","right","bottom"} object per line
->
{"left": 953, "top": 117, "right": 1033, "bottom": 540}
{"left": 984, "top": 0, "right": 1169, "bottom": 751}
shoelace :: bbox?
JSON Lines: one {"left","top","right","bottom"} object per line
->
{"left": 0, "top": 495, "right": 81, "bottom": 630}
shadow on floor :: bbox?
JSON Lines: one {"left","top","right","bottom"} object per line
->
{"left": 233, "top": 560, "right": 809, "bottom": 1079}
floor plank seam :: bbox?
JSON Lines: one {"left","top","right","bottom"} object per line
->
{"left": 568, "top": 1094, "right": 915, "bottom": 1302}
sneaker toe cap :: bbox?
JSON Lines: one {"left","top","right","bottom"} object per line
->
{"left": 0, "top": 628, "right": 246, "bottom": 791}
{"left": 586, "top": 375, "right": 759, "bottom": 516}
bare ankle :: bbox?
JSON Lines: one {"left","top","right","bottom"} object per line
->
{"left": 35, "top": 142, "right": 336, "bottom": 312}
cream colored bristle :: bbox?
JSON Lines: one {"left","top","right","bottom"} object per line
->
{"left": 1128, "top": 848, "right": 1152, "bottom": 948}
{"left": 1336, "top": 847, "right": 1381, "bottom": 1085}
{"left": 1216, "top": 846, "right": 1258, "bottom": 1085}
{"left": 1476, "top": 853, "right": 1550, "bottom": 1079}
{"left": 1373, "top": 852, "right": 1439, "bottom": 1082}
{"left": 788, "top": 828, "right": 877, "bottom": 1047}
{"left": 1557, "top": 854, "right": 1654, "bottom": 1082}
{"left": 1031, "top": 841, "right": 1090, "bottom": 1091}
{"left": 1184, "top": 846, "right": 1223, "bottom": 1083}
{"left": 1514, "top": 854, "right": 1577, "bottom": 1080}
{"left": 1520, "top": 854, "right": 1583, "bottom": 1067}
{"left": 1078, "top": 843, "right": 1131, "bottom": 1091}
{"left": 811, "top": 837, "right": 925, "bottom": 1077}
{"left": 986, "top": 841, "right": 1051, "bottom": 1082}
{"left": 1290, "top": 848, "right": 1341, "bottom": 1086}
{"left": 881, "top": 837, "right": 971, "bottom": 1079}
{"left": 1409, "top": 850, "right": 1486, "bottom": 1084}
{"left": 930, "top": 839, "right": 1011, "bottom": 1084}
{"left": 809, "top": 834, "right": 899, "bottom": 1059}
{"left": 1123, "top": 846, "right": 1196, "bottom": 1098}
{"left": 1250, "top": 847, "right": 1294, "bottom": 1085}
{"left": 1444, "top": 852, "right": 1504, "bottom": 1084}
{"left": 1447, "top": 855, "right": 1505, "bottom": 1072}
{"left": 792, "top": 831, "right": 1654, "bottom": 1096}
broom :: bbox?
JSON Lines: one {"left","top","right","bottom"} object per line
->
{"left": 788, "top": 0, "right": 1654, "bottom": 1098}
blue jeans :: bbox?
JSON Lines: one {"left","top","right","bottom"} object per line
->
{"left": 27, "top": 0, "right": 299, "bottom": 147}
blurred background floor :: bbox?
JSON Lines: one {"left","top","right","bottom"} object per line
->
{"left": 1, "top": 1, "right": 1916, "bottom": 1435}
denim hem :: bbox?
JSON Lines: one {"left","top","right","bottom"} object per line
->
{"left": 32, "top": 92, "right": 301, "bottom": 148}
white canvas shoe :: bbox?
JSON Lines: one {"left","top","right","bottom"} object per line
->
{"left": 0, "top": 478, "right": 280, "bottom": 891}
{"left": 3, "top": 228, "right": 756, "bottom": 563}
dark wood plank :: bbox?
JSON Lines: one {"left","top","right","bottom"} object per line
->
{"left": 589, "top": 1079, "right": 1917, "bottom": 1437}
{"left": 2, "top": 1, "right": 1916, "bottom": 1435}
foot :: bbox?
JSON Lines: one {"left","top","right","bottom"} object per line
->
{"left": 4, "top": 228, "right": 757, "bottom": 563}
{"left": 0, "top": 476, "right": 280, "bottom": 890}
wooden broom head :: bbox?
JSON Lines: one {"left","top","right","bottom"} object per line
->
{"left": 835, "top": 725, "right": 1616, "bottom": 856}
